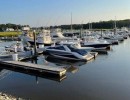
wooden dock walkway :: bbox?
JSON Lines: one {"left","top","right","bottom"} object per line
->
{"left": 0, "top": 61, "right": 66, "bottom": 77}
{"left": 0, "top": 48, "right": 66, "bottom": 77}
{"left": 0, "top": 67, "right": 66, "bottom": 82}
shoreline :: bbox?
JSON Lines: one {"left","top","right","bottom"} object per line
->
{"left": 0, "top": 92, "right": 25, "bottom": 100}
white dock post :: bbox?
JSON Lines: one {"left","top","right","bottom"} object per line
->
{"left": 12, "top": 45, "right": 18, "bottom": 61}
{"left": 12, "top": 54, "right": 18, "bottom": 61}
{"left": 14, "top": 45, "right": 17, "bottom": 53}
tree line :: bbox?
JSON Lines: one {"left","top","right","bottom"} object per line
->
{"left": 1, "top": 19, "right": 130, "bottom": 32}
{"left": 51, "top": 19, "right": 130, "bottom": 30}
{"left": 0, "top": 23, "right": 30, "bottom": 31}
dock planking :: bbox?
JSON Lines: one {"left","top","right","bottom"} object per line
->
{"left": 0, "top": 61, "right": 66, "bottom": 77}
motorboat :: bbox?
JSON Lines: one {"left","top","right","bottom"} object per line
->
{"left": 19, "top": 31, "right": 43, "bottom": 47}
{"left": 19, "top": 29, "right": 52, "bottom": 47}
{"left": 50, "top": 28, "right": 80, "bottom": 43}
{"left": 101, "top": 31, "right": 124, "bottom": 43}
{"left": 56, "top": 40, "right": 107, "bottom": 54}
{"left": 37, "top": 29, "right": 53, "bottom": 46}
{"left": 99, "top": 36, "right": 119, "bottom": 45}
{"left": 56, "top": 41, "right": 93, "bottom": 50}
{"left": 81, "top": 36, "right": 111, "bottom": 49}
{"left": 45, "top": 45, "right": 97, "bottom": 61}
{"left": 112, "top": 34, "right": 124, "bottom": 42}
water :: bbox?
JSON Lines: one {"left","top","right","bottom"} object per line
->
{"left": 0, "top": 40, "right": 130, "bottom": 100}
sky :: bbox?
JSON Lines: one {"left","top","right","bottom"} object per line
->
{"left": 0, "top": 0, "right": 130, "bottom": 27}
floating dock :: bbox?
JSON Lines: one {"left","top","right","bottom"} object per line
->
{"left": 91, "top": 49, "right": 108, "bottom": 54}
{"left": 0, "top": 67, "right": 66, "bottom": 82}
{"left": 0, "top": 60, "right": 66, "bottom": 77}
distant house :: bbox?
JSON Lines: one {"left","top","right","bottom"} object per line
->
{"left": 6, "top": 28, "right": 14, "bottom": 31}
{"left": 22, "top": 27, "right": 30, "bottom": 31}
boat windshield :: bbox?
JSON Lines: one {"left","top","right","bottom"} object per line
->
{"left": 48, "top": 46, "right": 65, "bottom": 50}
{"left": 67, "top": 45, "right": 88, "bottom": 56}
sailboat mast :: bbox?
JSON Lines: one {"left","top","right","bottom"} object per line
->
{"left": 89, "top": 21, "right": 92, "bottom": 31}
{"left": 91, "top": 23, "right": 92, "bottom": 30}
{"left": 89, "top": 22, "right": 91, "bottom": 30}
{"left": 114, "top": 16, "right": 117, "bottom": 34}
{"left": 114, "top": 18, "right": 117, "bottom": 29}
{"left": 80, "top": 21, "right": 83, "bottom": 38}
{"left": 71, "top": 12, "right": 73, "bottom": 32}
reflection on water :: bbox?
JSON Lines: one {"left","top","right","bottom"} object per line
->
{"left": 23, "top": 55, "right": 88, "bottom": 74}
{"left": 1, "top": 39, "right": 130, "bottom": 100}
{"left": 0, "top": 69, "right": 12, "bottom": 81}
{"left": 45, "top": 55, "right": 86, "bottom": 66}
{"left": 45, "top": 55, "right": 87, "bottom": 73}
{"left": 0, "top": 66, "right": 66, "bottom": 83}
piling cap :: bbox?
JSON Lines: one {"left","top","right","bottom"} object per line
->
{"left": 33, "top": 30, "right": 36, "bottom": 33}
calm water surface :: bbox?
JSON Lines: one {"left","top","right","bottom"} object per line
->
{"left": 0, "top": 39, "right": 130, "bottom": 100}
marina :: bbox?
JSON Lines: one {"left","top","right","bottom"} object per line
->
{"left": 0, "top": 34, "right": 130, "bottom": 99}
{"left": 1, "top": 0, "right": 130, "bottom": 99}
